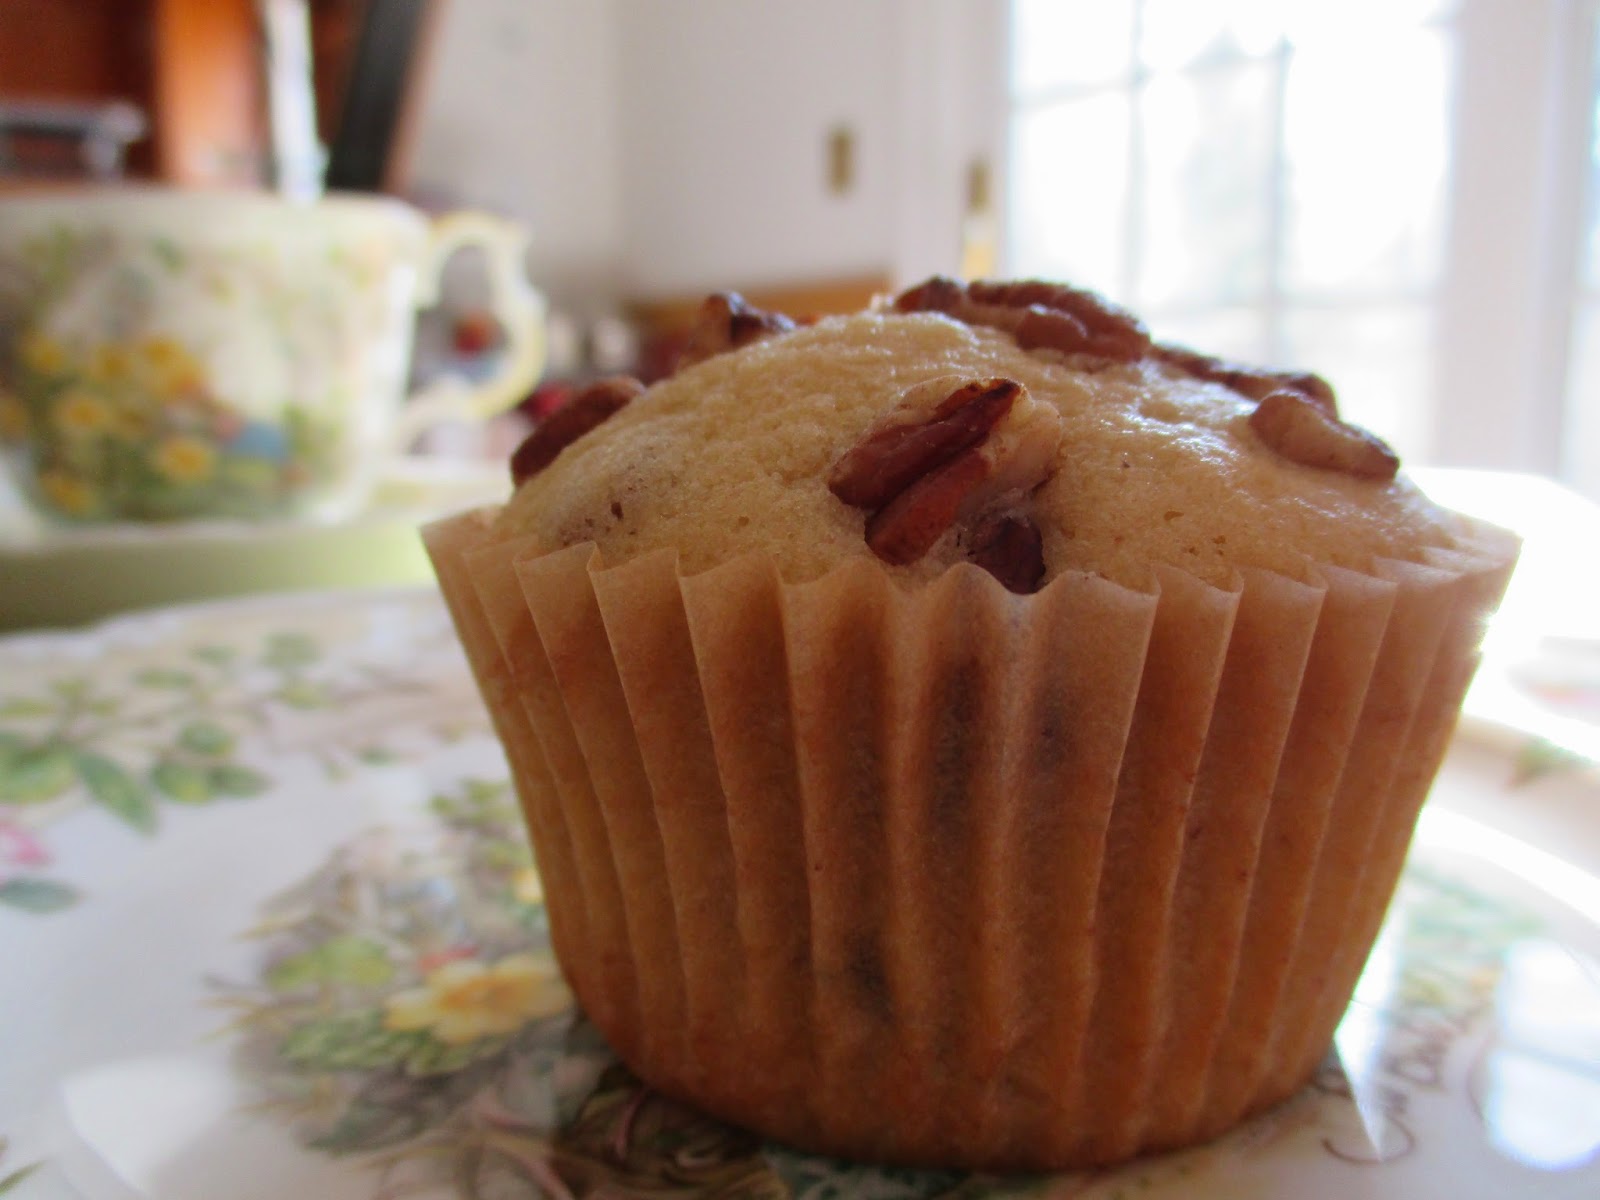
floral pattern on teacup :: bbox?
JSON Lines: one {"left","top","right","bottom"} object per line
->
{"left": 6, "top": 326, "right": 345, "bottom": 520}
{"left": 0, "top": 223, "right": 404, "bottom": 522}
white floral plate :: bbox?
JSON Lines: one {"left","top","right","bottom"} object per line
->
{"left": 1, "top": 587, "right": 1598, "bottom": 1200}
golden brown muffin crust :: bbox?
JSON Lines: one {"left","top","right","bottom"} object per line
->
{"left": 496, "top": 307, "right": 1461, "bottom": 588}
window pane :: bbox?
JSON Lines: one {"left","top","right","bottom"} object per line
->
{"left": 1281, "top": 305, "right": 1434, "bottom": 462}
{"left": 1007, "top": 93, "right": 1130, "bottom": 298}
{"left": 1136, "top": 0, "right": 1455, "bottom": 73}
{"left": 1563, "top": 305, "right": 1600, "bottom": 502}
{"left": 1011, "top": 0, "right": 1134, "bottom": 96}
{"left": 1137, "top": 63, "right": 1274, "bottom": 310}
{"left": 1139, "top": 0, "right": 1284, "bottom": 72}
{"left": 1146, "top": 306, "right": 1266, "bottom": 363}
{"left": 1282, "top": 28, "right": 1451, "bottom": 297}
{"left": 1280, "top": 0, "right": 1459, "bottom": 51}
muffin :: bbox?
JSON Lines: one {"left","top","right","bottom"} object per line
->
{"left": 424, "top": 279, "right": 1515, "bottom": 1170}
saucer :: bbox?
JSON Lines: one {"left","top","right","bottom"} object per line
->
{"left": 0, "top": 459, "right": 507, "bottom": 632}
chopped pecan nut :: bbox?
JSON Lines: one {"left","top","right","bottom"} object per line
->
{"left": 827, "top": 377, "right": 1023, "bottom": 509}
{"left": 1248, "top": 390, "right": 1398, "bottom": 481}
{"left": 1013, "top": 305, "right": 1095, "bottom": 355}
{"left": 510, "top": 376, "right": 642, "bottom": 486}
{"left": 969, "top": 280, "right": 1150, "bottom": 360}
{"left": 830, "top": 374, "right": 1063, "bottom": 569}
{"left": 968, "top": 513, "right": 1047, "bottom": 594}
{"left": 965, "top": 280, "right": 1065, "bottom": 309}
{"left": 1151, "top": 343, "right": 1217, "bottom": 378}
{"left": 892, "top": 275, "right": 967, "bottom": 315}
{"left": 894, "top": 276, "right": 1149, "bottom": 362}
{"left": 679, "top": 292, "right": 798, "bottom": 368}
{"left": 866, "top": 448, "right": 992, "bottom": 565}
{"left": 1244, "top": 369, "right": 1336, "bottom": 412}
{"left": 1156, "top": 344, "right": 1337, "bottom": 415}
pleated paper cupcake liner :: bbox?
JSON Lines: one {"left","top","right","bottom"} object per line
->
{"left": 424, "top": 511, "right": 1516, "bottom": 1171}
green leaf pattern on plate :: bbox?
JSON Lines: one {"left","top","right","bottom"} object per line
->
{"left": 1510, "top": 736, "right": 1597, "bottom": 786}
{"left": 0, "top": 592, "right": 483, "bottom": 915}
{"left": 177, "top": 719, "right": 234, "bottom": 757}
{"left": 0, "top": 1140, "right": 41, "bottom": 1197}
{"left": 74, "top": 752, "right": 157, "bottom": 832}
{"left": 0, "top": 876, "right": 79, "bottom": 914}
{"left": 0, "top": 743, "right": 76, "bottom": 805}
{"left": 268, "top": 934, "right": 396, "bottom": 991}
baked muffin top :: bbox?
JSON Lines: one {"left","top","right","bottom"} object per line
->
{"left": 495, "top": 281, "right": 1463, "bottom": 590}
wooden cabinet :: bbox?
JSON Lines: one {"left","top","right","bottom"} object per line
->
{"left": 0, "top": 0, "right": 265, "bottom": 186}
{"left": 147, "top": 0, "right": 264, "bottom": 184}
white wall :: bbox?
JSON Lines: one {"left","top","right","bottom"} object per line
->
{"left": 407, "top": 0, "right": 626, "bottom": 300}
{"left": 613, "top": 0, "right": 1006, "bottom": 298}
{"left": 407, "top": 0, "right": 1005, "bottom": 304}
{"left": 613, "top": 0, "right": 900, "bottom": 295}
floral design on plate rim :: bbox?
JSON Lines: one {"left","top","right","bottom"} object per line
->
{"left": 0, "top": 591, "right": 487, "bottom": 914}
{"left": 215, "top": 778, "right": 817, "bottom": 1200}
{"left": 215, "top": 775, "right": 1597, "bottom": 1200}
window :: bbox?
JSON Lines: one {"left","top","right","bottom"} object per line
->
{"left": 1003, "top": 0, "right": 1600, "bottom": 500}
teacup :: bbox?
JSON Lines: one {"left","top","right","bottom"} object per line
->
{"left": 0, "top": 188, "right": 543, "bottom": 523}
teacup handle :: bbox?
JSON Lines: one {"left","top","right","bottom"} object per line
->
{"left": 390, "top": 211, "right": 547, "bottom": 450}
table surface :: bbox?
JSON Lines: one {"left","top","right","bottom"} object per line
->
{"left": 1, "top": 470, "right": 1598, "bottom": 1200}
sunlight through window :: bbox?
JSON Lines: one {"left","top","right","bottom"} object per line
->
{"left": 1006, "top": 1, "right": 1458, "bottom": 462}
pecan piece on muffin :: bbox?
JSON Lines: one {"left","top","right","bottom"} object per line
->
{"left": 966, "top": 511, "right": 1047, "bottom": 594}
{"left": 828, "top": 374, "right": 1063, "bottom": 579}
{"left": 679, "top": 291, "right": 797, "bottom": 368}
{"left": 1154, "top": 343, "right": 1338, "bottom": 414}
{"left": 1249, "top": 389, "right": 1400, "bottom": 481}
{"left": 896, "top": 275, "right": 1150, "bottom": 362}
{"left": 510, "top": 375, "right": 642, "bottom": 486}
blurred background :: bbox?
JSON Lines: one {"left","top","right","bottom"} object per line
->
{"left": 0, "top": 0, "right": 1597, "bottom": 624}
